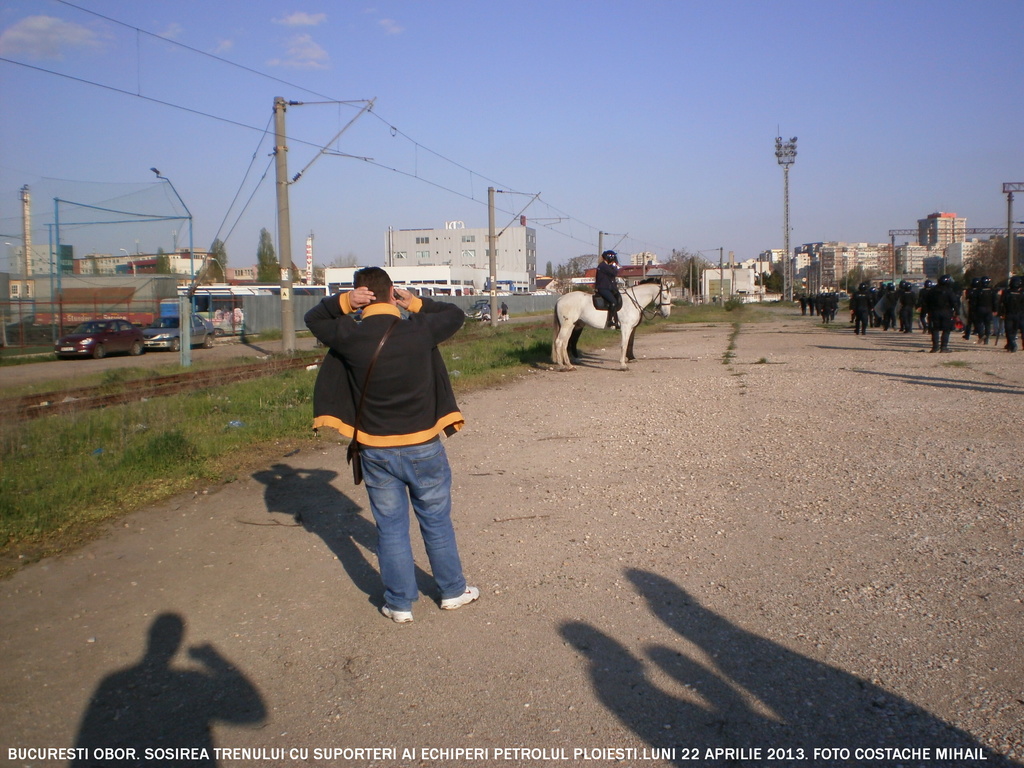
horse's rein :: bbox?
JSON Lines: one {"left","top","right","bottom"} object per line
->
{"left": 627, "top": 282, "right": 668, "bottom": 323}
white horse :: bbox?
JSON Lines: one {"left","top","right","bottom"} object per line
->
{"left": 552, "top": 279, "right": 673, "bottom": 370}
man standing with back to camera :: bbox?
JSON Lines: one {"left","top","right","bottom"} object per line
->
{"left": 304, "top": 267, "right": 479, "bottom": 623}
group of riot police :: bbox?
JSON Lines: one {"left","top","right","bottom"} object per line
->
{"left": 799, "top": 293, "right": 840, "bottom": 324}
{"left": 837, "top": 275, "right": 1024, "bottom": 353}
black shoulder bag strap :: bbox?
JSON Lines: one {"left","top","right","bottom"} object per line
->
{"left": 347, "top": 316, "right": 400, "bottom": 485}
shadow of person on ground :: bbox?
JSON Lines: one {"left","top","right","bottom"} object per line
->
{"left": 560, "top": 569, "right": 1019, "bottom": 768}
{"left": 72, "top": 613, "right": 264, "bottom": 767}
{"left": 252, "top": 463, "right": 432, "bottom": 603}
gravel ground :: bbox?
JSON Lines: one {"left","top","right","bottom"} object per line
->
{"left": 1, "top": 312, "right": 1022, "bottom": 768}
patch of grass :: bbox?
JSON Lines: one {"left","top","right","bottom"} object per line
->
{"left": 0, "top": 350, "right": 58, "bottom": 366}
{"left": 0, "top": 370, "right": 314, "bottom": 547}
{"left": 0, "top": 322, "right": 555, "bottom": 563}
{"left": 722, "top": 322, "right": 741, "bottom": 365}
{"left": 941, "top": 359, "right": 970, "bottom": 368}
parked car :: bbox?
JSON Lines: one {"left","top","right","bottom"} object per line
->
{"left": 55, "top": 318, "right": 146, "bottom": 359}
{"left": 142, "top": 314, "right": 216, "bottom": 352}
{"left": 465, "top": 298, "right": 492, "bottom": 321}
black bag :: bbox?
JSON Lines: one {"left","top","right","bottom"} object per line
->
{"left": 347, "top": 317, "right": 400, "bottom": 486}
{"left": 346, "top": 439, "right": 363, "bottom": 485}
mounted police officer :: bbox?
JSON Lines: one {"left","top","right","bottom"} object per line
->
{"left": 923, "top": 274, "right": 961, "bottom": 353}
{"left": 595, "top": 250, "right": 622, "bottom": 329}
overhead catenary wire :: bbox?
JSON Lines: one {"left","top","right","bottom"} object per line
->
{"left": 209, "top": 114, "right": 275, "bottom": 248}
{"left": 4, "top": 4, "right": 675, "bottom": 261}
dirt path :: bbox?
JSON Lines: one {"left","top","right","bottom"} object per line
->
{"left": 2, "top": 315, "right": 1022, "bottom": 768}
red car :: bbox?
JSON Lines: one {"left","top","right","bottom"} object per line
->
{"left": 55, "top": 318, "right": 146, "bottom": 359}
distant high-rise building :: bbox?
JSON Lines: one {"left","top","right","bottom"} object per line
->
{"left": 918, "top": 212, "right": 967, "bottom": 249}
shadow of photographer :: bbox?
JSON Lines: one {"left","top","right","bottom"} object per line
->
{"left": 252, "top": 462, "right": 432, "bottom": 605}
{"left": 560, "top": 569, "right": 1019, "bottom": 767}
{"left": 73, "top": 613, "right": 264, "bottom": 767}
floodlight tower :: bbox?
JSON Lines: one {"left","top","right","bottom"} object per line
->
{"left": 775, "top": 136, "right": 797, "bottom": 302}
{"left": 1005, "top": 182, "right": 1023, "bottom": 279}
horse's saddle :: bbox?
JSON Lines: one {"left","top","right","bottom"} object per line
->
{"left": 592, "top": 293, "right": 622, "bottom": 312}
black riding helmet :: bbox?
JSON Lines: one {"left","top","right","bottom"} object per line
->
{"left": 601, "top": 250, "right": 618, "bottom": 264}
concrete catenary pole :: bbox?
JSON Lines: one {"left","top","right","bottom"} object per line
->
{"left": 274, "top": 97, "right": 295, "bottom": 353}
{"left": 20, "top": 185, "right": 31, "bottom": 323}
{"left": 488, "top": 187, "right": 498, "bottom": 328}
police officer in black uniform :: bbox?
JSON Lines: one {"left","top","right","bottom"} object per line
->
{"left": 850, "top": 282, "right": 872, "bottom": 335}
{"left": 971, "top": 276, "right": 997, "bottom": 345}
{"left": 897, "top": 280, "right": 916, "bottom": 333}
{"left": 963, "top": 277, "right": 980, "bottom": 341}
{"left": 923, "top": 274, "right": 960, "bottom": 353}
{"left": 1000, "top": 276, "right": 1024, "bottom": 352}
{"left": 918, "top": 279, "right": 934, "bottom": 333}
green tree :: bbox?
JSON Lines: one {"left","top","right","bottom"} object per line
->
{"left": 662, "top": 248, "right": 705, "bottom": 296}
{"left": 329, "top": 252, "right": 359, "bottom": 268}
{"left": 845, "top": 266, "right": 880, "bottom": 291}
{"left": 206, "top": 238, "right": 228, "bottom": 283}
{"left": 554, "top": 254, "right": 596, "bottom": 290}
{"left": 256, "top": 228, "right": 279, "bottom": 283}
{"left": 545, "top": 260, "right": 553, "bottom": 278}
{"left": 964, "top": 239, "right": 1011, "bottom": 284}
{"left": 155, "top": 247, "right": 171, "bottom": 275}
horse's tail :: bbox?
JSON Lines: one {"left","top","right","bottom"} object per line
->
{"left": 551, "top": 304, "right": 562, "bottom": 362}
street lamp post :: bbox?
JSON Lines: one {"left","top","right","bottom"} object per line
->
{"left": 119, "top": 248, "right": 136, "bottom": 276}
{"left": 151, "top": 168, "right": 194, "bottom": 366}
{"left": 775, "top": 136, "right": 797, "bottom": 302}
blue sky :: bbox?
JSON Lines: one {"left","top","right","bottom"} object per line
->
{"left": 1, "top": 0, "right": 1021, "bottom": 273}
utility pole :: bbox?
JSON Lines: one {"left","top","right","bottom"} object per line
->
{"left": 719, "top": 247, "right": 724, "bottom": 302}
{"left": 274, "top": 96, "right": 295, "bottom": 353}
{"left": 488, "top": 187, "right": 497, "bottom": 328}
{"left": 729, "top": 250, "right": 735, "bottom": 299}
{"left": 20, "top": 185, "right": 31, "bottom": 323}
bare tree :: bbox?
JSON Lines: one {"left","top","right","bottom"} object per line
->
{"left": 964, "top": 239, "right": 1010, "bottom": 283}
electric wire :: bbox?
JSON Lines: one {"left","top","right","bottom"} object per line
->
{"left": 209, "top": 114, "right": 275, "bottom": 247}
{"left": 54, "top": 0, "right": 340, "bottom": 103}
{"left": 4, "top": 4, "right": 673, "bottom": 260}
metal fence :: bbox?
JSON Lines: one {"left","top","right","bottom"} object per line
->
{"left": 240, "top": 293, "right": 561, "bottom": 335}
{"left": 1, "top": 293, "right": 565, "bottom": 349}
{"left": 1, "top": 298, "right": 164, "bottom": 349}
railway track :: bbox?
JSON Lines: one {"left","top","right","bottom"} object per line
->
{"left": 0, "top": 355, "right": 321, "bottom": 423}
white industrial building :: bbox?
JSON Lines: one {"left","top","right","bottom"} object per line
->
{"left": 324, "top": 265, "right": 483, "bottom": 296}
{"left": 385, "top": 220, "right": 537, "bottom": 292}
{"left": 702, "top": 266, "right": 761, "bottom": 301}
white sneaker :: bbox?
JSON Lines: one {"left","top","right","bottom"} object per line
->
{"left": 381, "top": 605, "right": 413, "bottom": 623}
{"left": 441, "top": 586, "right": 480, "bottom": 610}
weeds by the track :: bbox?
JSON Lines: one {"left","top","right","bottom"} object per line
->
{"left": 0, "top": 302, "right": 788, "bottom": 570}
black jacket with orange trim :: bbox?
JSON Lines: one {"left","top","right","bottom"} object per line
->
{"left": 304, "top": 293, "right": 465, "bottom": 447}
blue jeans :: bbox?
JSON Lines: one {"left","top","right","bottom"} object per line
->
{"left": 360, "top": 440, "right": 467, "bottom": 611}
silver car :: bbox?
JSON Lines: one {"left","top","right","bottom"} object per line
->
{"left": 142, "top": 314, "right": 216, "bottom": 352}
